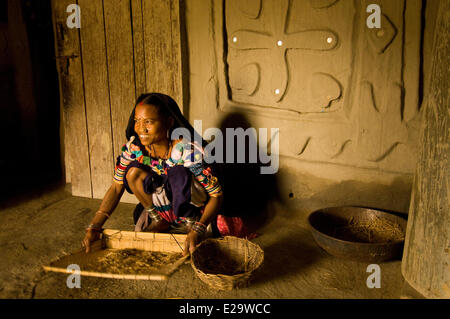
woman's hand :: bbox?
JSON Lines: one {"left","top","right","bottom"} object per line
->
{"left": 184, "top": 230, "right": 200, "bottom": 256}
{"left": 121, "top": 136, "right": 143, "bottom": 163}
{"left": 82, "top": 229, "right": 101, "bottom": 253}
{"left": 145, "top": 218, "right": 170, "bottom": 233}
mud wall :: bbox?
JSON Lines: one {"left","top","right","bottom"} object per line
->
{"left": 184, "top": 0, "right": 434, "bottom": 213}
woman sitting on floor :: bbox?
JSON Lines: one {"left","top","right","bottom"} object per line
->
{"left": 82, "top": 93, "right": 224, "bottom": 256}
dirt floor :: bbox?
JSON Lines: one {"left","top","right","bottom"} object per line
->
{"left": 0, "top": 183, "right": 424, "bottom": 299}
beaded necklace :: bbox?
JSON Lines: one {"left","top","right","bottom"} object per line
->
{"left": 143, "top": 140, "right": 173, "bottom": 175}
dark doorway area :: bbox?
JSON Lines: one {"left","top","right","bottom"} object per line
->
{"left": 0, "top": 0, "right": 62, "bottom": 202}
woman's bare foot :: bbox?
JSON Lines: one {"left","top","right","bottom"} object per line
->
{"left": 145, "top": 218, "right": 170, "bottom": 233}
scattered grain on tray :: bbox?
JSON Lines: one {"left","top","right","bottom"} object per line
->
{"left": 84, "top": 249, "right": 182, "bottom": 274}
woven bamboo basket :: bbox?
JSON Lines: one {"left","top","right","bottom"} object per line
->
{"left": 191, "top": 236, "right": 264, "bottom": 290}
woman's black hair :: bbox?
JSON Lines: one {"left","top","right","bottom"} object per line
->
{"left": 125, "top": 93, "right": 205, "bottom": 154}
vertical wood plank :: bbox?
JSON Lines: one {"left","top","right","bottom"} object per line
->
{"left": 142, "top": 0, "right": 184, "bottom": 110}
{"left": 104, "top": 0, "right": 139, "bottom": 204}
{"left": 78, "top": 0, "right": 115, "bottom": 199}
{"left": 51, "top": 0, "right": 92, "bottom": 197}
{"left": 131, "top": 0, "right": 146, "bottom": 98}
{"left": 402, "top": 0, "right": 450, "bottom": 299}
{"left": 170, "top": 0, "right": 185, "bottom": 111}
{"left": 103, "top": 0, "right": 135, "bottom": 166}
{"left": 422, "top": 0, "right": 440, "bottom": 105}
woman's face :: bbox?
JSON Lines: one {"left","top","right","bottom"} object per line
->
{"left": 134, "top": 103, "right": 169, "bottom": 146}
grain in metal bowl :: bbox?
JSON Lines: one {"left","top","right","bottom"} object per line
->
{"left": 308, "top": 206, "right": 407, "bottom": 262}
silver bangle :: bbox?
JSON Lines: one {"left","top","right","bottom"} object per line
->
{"left": 191, "top": 222, "right": 207, "bottom": 235}
{"left": 145, "top": 206, "right": 156, "bottom": 213}
{"left": 145, "top": 206, "right": 162, "bottom": 222}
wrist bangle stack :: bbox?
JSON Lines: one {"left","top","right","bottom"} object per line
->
{"left": 191, "top": 221, "right": 207, "bottom": 235}
{"left": 145, "top": 206, "right": 162, "bottom": 222}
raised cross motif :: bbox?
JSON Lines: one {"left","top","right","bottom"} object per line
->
{"left": 228, "top": 0, "right": 339, "bottom": 103}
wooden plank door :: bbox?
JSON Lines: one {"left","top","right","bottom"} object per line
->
{"left": 142, "top": 0, "right": 185, "bottom": 111}
{"left": 103, "top": 0, "right": 138, "bottom": 203}
{"left": 52, "top": 0, "right": 185, "bottom": 203}
{"left": 78, "top": 0, "right": 115, "bottom": 200}
{"left": 51, "top": 0, "right": 92, "bottom": 198}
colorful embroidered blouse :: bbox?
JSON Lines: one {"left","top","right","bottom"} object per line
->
{"left": 118, "top": 139, "right": 223, "bottom": 198}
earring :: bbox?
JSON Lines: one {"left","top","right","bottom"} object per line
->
{"left": 166, "top": 129, "right": 170, "bottom": 139}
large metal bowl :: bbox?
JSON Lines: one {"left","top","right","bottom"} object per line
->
{"left": 308, "top": 206, "right": 407, "bottom": 262}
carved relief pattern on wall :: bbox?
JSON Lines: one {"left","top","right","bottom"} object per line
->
{"left": 354, "top": 0, "right": 418, "bottom": 170}
{"left": 219, "top": 0, "right": 421, "bottom": 173}
{"left": 225, "top": 0, "right": 350, "bottom": 113}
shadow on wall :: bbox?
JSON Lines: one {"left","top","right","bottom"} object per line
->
{"left": 214, "top": 112, "right": 280, "bottom": 231}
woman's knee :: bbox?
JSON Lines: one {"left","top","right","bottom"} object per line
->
{"left": 125, "top": 166, "right": 146, "bottom": 185}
